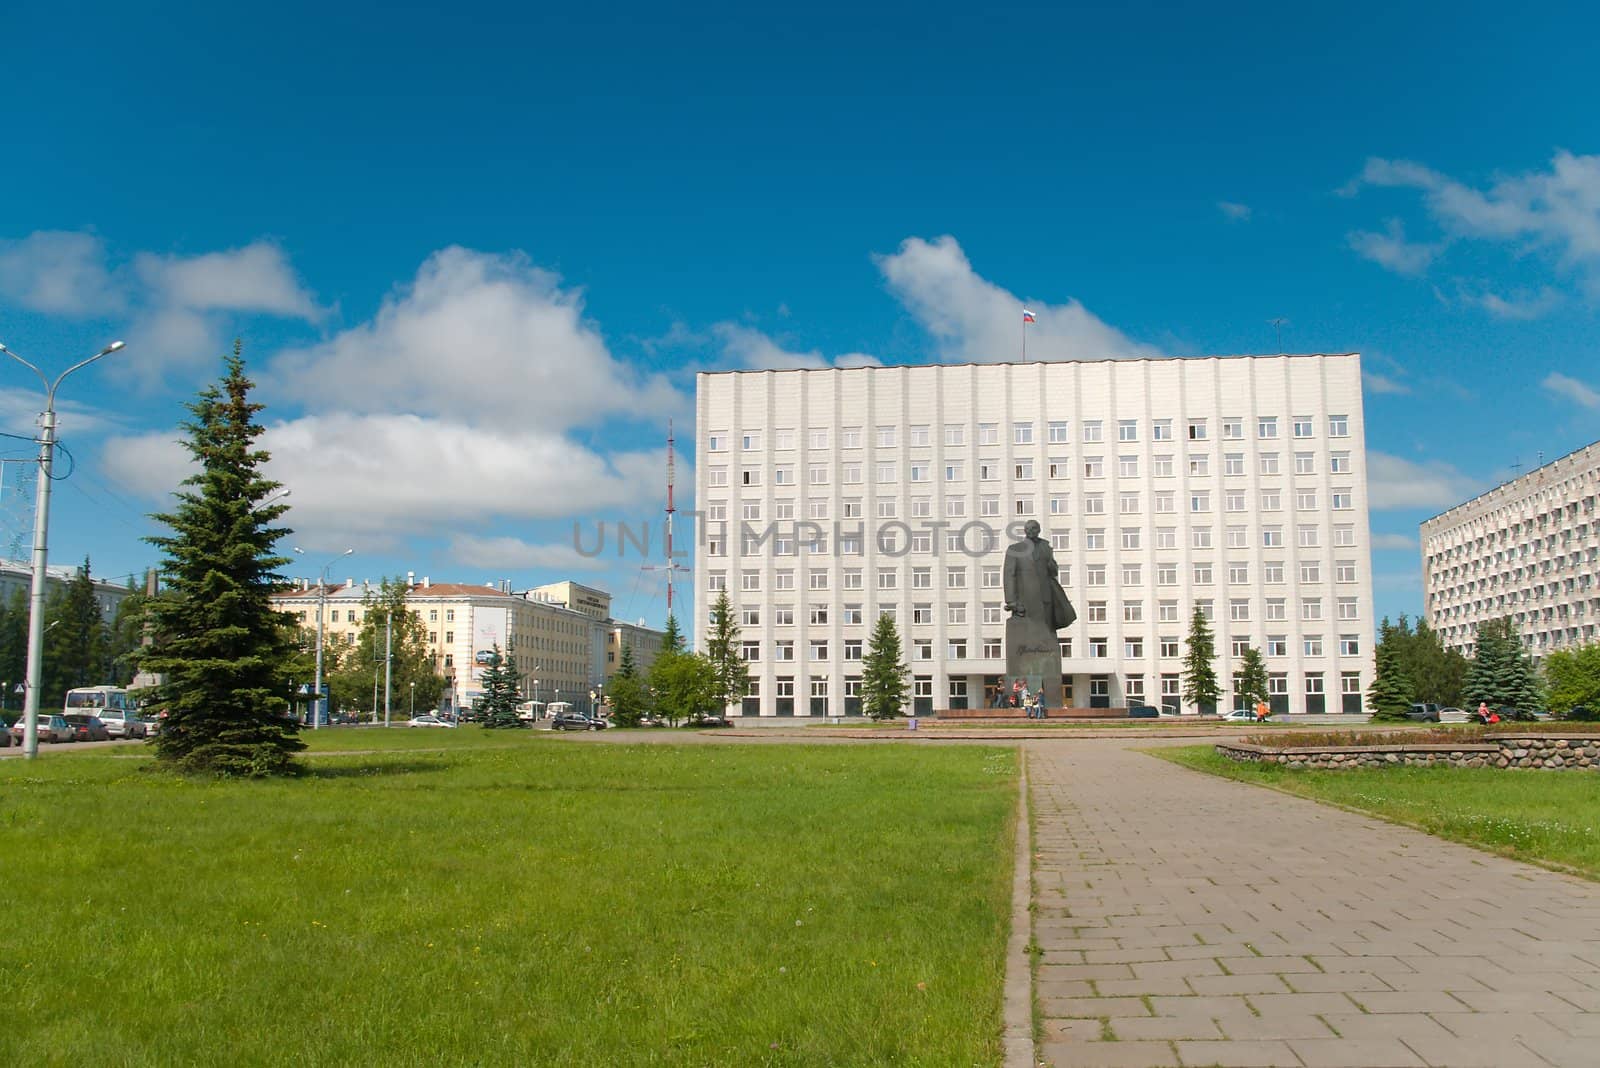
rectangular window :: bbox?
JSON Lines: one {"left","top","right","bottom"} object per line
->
{"left": 1295, "top": 453, "right": 1316, "bottom": 475}
{"left": 1296, "top": 489, "right": 1317, "bottom": 510}
{"left": 1261, "top": 490, "right": 1281, "bottom": 511}
{"left": 878, "top": 568, "right": 897, "bottom": 590}
{"left": 979, "top": 462, "right": 1000, "bottom": 482}
{"left": 1084, "top": 529, "right": 1105, "bottom": 550}
{"left": 1339, "top": 635, "right": 1360, "bottom": 656}
{"left": 1193, "top": 563, "right": 1213, "bottom": 584}
{"left": 946, "top": 567, "right": 967, "bottom": 589}
{"left": 1223, "top": 453, "right": 1244, "bottom": 476}
{"left": 912, "top": 604, "right": 932, "bottom": 625}
{"left": 1337, "top": 596, "right": 1358, "bottom": 620}
{"left": 876, "top": 426, "right": 896, "bottom": 448}
{"left": 1160, "top": 637, "right": 1179, "bottom": 658}
{"left": 1189, "top": 454, "right": 1210, "bottom": 476}
{"left": 740, "top": 641, "right": 760, "bottom": 662}
{"left": 707, "top": 432, "right": 727, "bottom": 452}
{"left": 1014, "top": 421, "right": 1034, "bottom": 444}
{"left": 1049, "top": 493, "right": 1069, "bottom": 516}
{"left": 1222, "top": 418, "right": 1243, "bottom": 440}
{"left": 911, "top": 567, "right": 931, "bottom": 589}
{"left": 978, "top": 422, "right": 998, "bottom": 445}
{"left": 1266, "top": 636, "right": 1287, "bottom": 656}
{"left": 742, "top": 431, "right": 761, "bottom": 451}
{"left": 1048, "top": 457, "right": 1071, "bottom": 479}
{"left": 774, "top": 640, "right": 794, "bottom": 661}
{"left": 1121, "top": 528, "right": 1141, "bottom": 550}
{"left": 1124, "top": 637, "right": 1144, "bottom": 658}
{"left": 1155, "top": 527, "right": 1176, "bottom": 549}
{"left": 1192, "top": 527, "right": 1213, "bottom": 548}
{"left": 1187, "top": 419, "right": 1207, "bottom": 440}
{"left": 909, "top": 462, "right": 930, "bottom": 482}
{"left": 1258, "top": 417, "right": 1277, "bottom": 439}
{"left": 1330, "top": 452, "right": 1351, "bottom": 474}
{"left": 1329, "top": 415, "right": 1349, "bottom": 437}
{"left": 1263, "top": 561, "right": 1284, "bottom": 583}
{"left": 1086, "top": 565, "right": 1106, "bottom": 587}
{"left": 1229, "top": 599, "right": 1250, "bottom": 621}
{"left": 1013, "top": 459, "right": 1033, "bottom": 479}
{"left": 774, "top": 466, "right": 794, "bottom": 485}
{"left": 1159, "top": 601, "right": 1179, "bottom": 622}
{"left": 1298, "top": 525, "right": 1320, "bottom": 548}
{"left": 1333, "top": 524, "right": 1355, "bottom": 547}
{"left": 1153, "top": 455, "right": 1174, "bottom": 477}
{"left": 1229, "top": 564, "right": 1250, "bottom": 584}
{"left": 844, "top": 640, "right": 863, "bottom": 661}
{"left": 809, "top": 640, "right": 828, "bottom": 661}
{"left": 1123, "top": 599, "right": 1144, "bottom": 622}
{"left": 1082, "top": 420, "right": 1103, "bottom": 442}
{"left": 1083, "top": 456, "right": 1104, "bottom": 478}
{"left": 1156, "top": 564, "right": 1177, "bottom": 586}
{"left": 1190, "top": 491, "right": 1210, "bottom": 513}
{"left": 1119, "top": 491, "right": 1140, "bottom": 514}
{"left": 708, "top": 466, "right": 729, "bottom": 487}
{"left": 1226, "top": 525, "right": 1247, "bottom": 548}
{"left": 1299, "top": 562, "right": 1321, "bottom": 583}
{"left": 945, "top": 495, "right": 965, "bottom": 517}
{"left": 876, "top": 462, "right": 896, "bottom": 484}
{"left": 1260, "top": 453, "right": 1280, "bottom": 475}
{"left": 1331, "top": 490, "right": 1353, "bottom": 510}
{"left": 1265, "top": 598, "right": 1286, "bottom": 620}
{"left": 909, "top": 424, "right": 930, "bottom": 447}
{"left": 741, "top": 606, "right": 761, "bottom": 626}
{"left": 774, "top": 606, "right": 794, "bottom": 626}
{"left": 1118, "top": 419, "right": 1139, "bottom": 442}
{"left": 1118, "top": 455, "right": 1139, "bottom": 477}
{"left": 1304, "top": 636, "right": 1324, "bottom": 657}
{"left": 1152, "top": 419, "right": 1172, "bottom": 441}
{"left": 944, "top": 424, "right": 964, "bottom": 447}
{"left": 1048, "top": 420, "right": 1069, "bottom": 443}
{"left": 947, "top": 639, "right": 968, "bottom": 659}
{"left": 1302, "top": 598, "right": 1324, "bottom": 621}
{"left": 808, "top": 429, "right": 828, "bottom": 449}
{"left": 1084, "top": 493, "right": 1105, "bottom": 514}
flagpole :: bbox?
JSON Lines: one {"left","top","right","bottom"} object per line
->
{"left": 1022, "top": 314, "right": 1027, "bottom": 361}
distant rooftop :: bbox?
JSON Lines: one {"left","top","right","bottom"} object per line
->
{"left": 697, "top": 353, "right": 1359, "bottom": 377}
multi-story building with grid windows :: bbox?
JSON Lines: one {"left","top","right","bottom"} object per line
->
{"left": 694, "top": 355, "right": 1375, "bottom": 716}
{"left": 1422, "top": 439, "right": 1600, "bottom": 659}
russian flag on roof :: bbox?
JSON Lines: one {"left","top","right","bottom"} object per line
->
{"left": 1022, "top": 308, "right": 1036, "bottom": 323}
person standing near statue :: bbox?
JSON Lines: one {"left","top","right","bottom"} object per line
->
{"left": 1004, "top": 519, "right": 1076, "bottom": 710}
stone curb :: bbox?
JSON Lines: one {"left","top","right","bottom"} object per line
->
{"left": 1003, "top": 747, "right": 1037, "bottom": 1068}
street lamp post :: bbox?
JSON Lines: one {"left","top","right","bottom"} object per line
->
{"left": 1, "top": 338, "right": 126, "bottom": 759}
{"left": 293, "top": 547, "right": 354, "bottom": 728}
{"left": 409, "top": 681, "right": 415, "bottom": 719}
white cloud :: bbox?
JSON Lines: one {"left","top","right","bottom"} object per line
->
{"left": 1217, "top": 201, "right": 1251, "bottom": 222}
{"left": 0, "top": 231, "right": 123, "bottom": 316}
{"left": 1362, "top": 370, "right": 1410, "bottom": 395}
{"left": 1542, "top": 371, "right": 1600, "bottom": 409}
{"left": 1371, "top": 532, "right": 1417, "bottom": 551}
{"left": 875, "top": 235, "right": 1160, "bottom": 363}
{"left": 1473, "top": 288, "right": 1562, "bottom": 320}
{"left": 1367, "top": 451, "right": 1482, "bottom": 511}
{"left": 712, "top": 322, "right": 879, "bottom": 370}
{"left": 448, "top": 534, "right": 609, "bottom": 572}
{"left": 1349, "top": 152, "right": 1600, "bottom": 292}
{"left": 102, "top": 413, "right": 669, "bottom": 543}
{"left": 270, "top": 247, "right": 682, "bottom": 427}
{"left": 1347, "top": 219, "right": 1441, "bottom": 276}
{"left": 133, "top": 242, "right": 320, "bottom": 318}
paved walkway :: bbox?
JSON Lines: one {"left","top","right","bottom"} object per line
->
{"left": 1026, "top": 738, "right": 1600, "bottom": 1068}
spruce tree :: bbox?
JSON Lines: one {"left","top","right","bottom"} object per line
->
{"left": 1367, "top": 618, "right": 1414, "bottom": 721}
{"left": 1465, "top": 617, "right": 1543, "bottom": 711}
{"left": 702, "top": 589, "right": 748, "bottom": 717}
{"left": 1235, "top": 645, "right": 1270, "bottom": 709}
{"left": 660, "top": 613, "right": 685, "bottom": 654}
{"left": 144, "top": 344, "right": 302, "bottom": 776}
{"left": 1180, "top": 606, "right": 1221, "bottom": 713}
{"left": 43, "top": 557, "right": 109, "bottom": 706}
{"left": 477, "top": 645, "right": 522, "bottom": 729}
{"left": 861, "top": 613, "right": 908, "bottom": 720}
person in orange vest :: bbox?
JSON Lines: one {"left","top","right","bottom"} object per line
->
{"left": 1254, "top": 698, "right": 1270, "bottom": 723}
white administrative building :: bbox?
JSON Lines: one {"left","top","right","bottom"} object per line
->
{"left": 1422, "top": 438, "right": 1600, "bottom": 659}
{"left": 694, "top": 355, "right": 1375, "bottom": 716}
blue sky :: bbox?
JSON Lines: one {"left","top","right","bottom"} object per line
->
{"left": 1, "top": 0, "right": 1597, "bottom": 629}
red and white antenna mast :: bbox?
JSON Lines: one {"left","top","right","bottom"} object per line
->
{"left": 644, "top": 419, "right": 691, "bottom": 622}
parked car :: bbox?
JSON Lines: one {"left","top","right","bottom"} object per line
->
{"left": 550, "top": 711, "right": 607, "bottom": 731}
{"left": 683, "top": 713, "right": 732, "bottom": 728}
{"left": 1405, "top": 703, "right": 1442, "bottom": 722}
{"left": 140, "top": 716, "right": 163, "bottom": 737}
{"left": 1438, "top": 707, "right": 1468, "bottom": 723}
{"left": 97, "top": 708, "right": 147, "bottom": 739}
{"left": 406, "top": 714, "right": 456, "bottom": 728}
{"left": 9, "top": 714, "right": 76, "bottom": 744}
{"left": 1217, "top": 709, "right": 1259, "bottom": 723}
{"left": 64, "top": 714, "right": 112, "bottom": 742}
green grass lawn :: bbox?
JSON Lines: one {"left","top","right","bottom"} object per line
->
{"left": 1158, "top": 745, "right": 1600, "bottom": 878}
{"left": 2, "top": 735, "right": 1017, "bottom": 1066}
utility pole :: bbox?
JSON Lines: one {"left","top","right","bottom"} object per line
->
{"left": 383, "top": 610, "right": 393, "bottom": 728}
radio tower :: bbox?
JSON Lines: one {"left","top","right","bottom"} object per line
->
{"left": 643, "top": 419, "right": 690, "bottom": 623}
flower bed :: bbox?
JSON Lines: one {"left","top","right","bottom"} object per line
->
{"left": 1217, "top": 731, "right": 1600, "bottom": 771}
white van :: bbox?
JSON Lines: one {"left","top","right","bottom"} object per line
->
{"left": 64, "top": 686, "right": 144, "bottom": 738}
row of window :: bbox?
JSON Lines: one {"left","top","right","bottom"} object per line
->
{"left": 745, "top": 670, "right": 1364, "bottom": 701}
{"left": 709, "top": 416, "right": 1352, "bottom": 453}
{"left": 710, "top": 560, "right": 1361, "bottom": 593}
{"left": 737, "top": 632, "right": 1362, "bottom": 663}
{"left": 707, "top": 455, "right": 1355, "bottom": 487}
{"left": 727, "top": 592, "right": 1362, "bottom": 627}
{"left": 713, "top": 524, "right": 1358, "bottom": 558}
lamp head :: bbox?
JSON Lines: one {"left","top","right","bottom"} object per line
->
{"left": 102, "top": 341, "right": 126, "bottom": 355}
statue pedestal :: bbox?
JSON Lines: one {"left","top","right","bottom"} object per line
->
{"left": 1005, "top": 615, "right": 1063, "bottom": 708}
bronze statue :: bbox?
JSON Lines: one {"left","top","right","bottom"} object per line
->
{"left": 1004, "top": 519, "right": 1075, "bottom": 709}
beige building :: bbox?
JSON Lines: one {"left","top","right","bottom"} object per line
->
{"left": 272, "top": 574, "right": 665, "bottom": 715}
{"left": 1422, "top": 439, "right": 1600, "bottom": 659}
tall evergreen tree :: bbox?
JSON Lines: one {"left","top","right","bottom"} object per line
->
{"left": 1235, "top": 645, "right": 1270, "bottom": 709}
{"left": 861, "top": 612, "right": 909, "bottom": 720}
{"left": 660, "top": 613, "right": 685, "bottom": 654}
{"left": 1465, "top": 617, "right": 1543, "bottom": 711}
{"left": 1367, "top": 617, "right": 1414, "bottom": 721}
{"left": 606, "top": 643, "right": 648, "bottom": 727}
{"left": 1180, "top": 606, "right": 1221, "bottom": 713}
{"left": 143, "top": 344, "right": 303, "bottom": 777}
{"left": 702, "top": 589, "right": 748, "bottom": 716}
{"left": 477, "top": 645, "right": 522, "bottom": 728}
{"left": 42, "top": 557, "right": 110, "bottom": 706}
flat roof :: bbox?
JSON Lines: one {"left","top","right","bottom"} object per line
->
{"left": 1422, "top": 437, "right": 1600, "bottom": 526}
{"left": 697, "top": 353, "right": 1359, "bottom": 378}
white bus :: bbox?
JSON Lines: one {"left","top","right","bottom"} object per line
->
{"left": 64, "top": 686, "right": 145, "bottom": 738}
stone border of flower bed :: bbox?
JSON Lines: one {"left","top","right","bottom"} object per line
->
{"left": 1215, "top": 734, "right": 1600, "bottom": 770}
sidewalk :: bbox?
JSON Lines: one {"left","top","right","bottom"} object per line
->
{"left": 1026, "top": 738, "right": 1600, "bottom": 1067}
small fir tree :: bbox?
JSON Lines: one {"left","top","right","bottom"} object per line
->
{"left": 42, "top": 557, "right": 110, "bottom": 707}
{"left": 703, "top": 589, "right": 749, "bottom": 717}
{"left": 1367, "top": 618, "right": 1414, "bottom": 721}
{"left": 659, "top": 613, "right": 686, "bottom": 654}
{"left": 1235, "top": 646, "right": 1270, "bottom": 709}
{"left": 861, "top": 613, "right": 909, "bottom": 720}
{"left": 143, "top": 345, "right": 303, "bottom": 776}
{"left": 477, "top": 645, "right": 522, "bottom": 729}
{"left": 1180, "top": 606, "right": 1222, "bottom": 714}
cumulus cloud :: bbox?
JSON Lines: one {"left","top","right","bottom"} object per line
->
{"left": 1367, "top": 451, "right": 1482, "bottom": 511}
{"left": 1217, "top": 201, "right": 1251, "bottom": 222}
{"left": 875, "top": 236, "right": 1159, "bottom": 363}
{"left": 1543, "top": 371, "right": 1600, "bottom": 409}
{"left": 1347, "top": 219, "right": 1441, "bottom": 276}
{"left": 0, "top": 231, "right": 124, "bottom": 315}
{"left": 1347, "top": 152, "right": 1600, "bottom": 294}
{"left": 1473, "top": 288, "right": 1562, "bottom": 320}
{"left": 102, "top": 413, "right": 669, "bottom": 543}
{"left": 712, "top": 322, "right": 878, "bottom": 370}
{"left": 270, "top": 247, "right": 682, "bottom": 427}
{"left": 1371, "top": 532, "right": 1417, "bottom": 551}
{"left": 448, "top": 534, "right": 609, "bottom": 571}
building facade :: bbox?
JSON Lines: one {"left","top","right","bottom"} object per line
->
{"left": 272, "top": 576, "right": 665, "bottom": 715}
{"left": 0, "top": 558, "right": 136, "bottom": 621}
{"left": 1422, "top": 439, "right": 1600, "bottom": 659}
{"left": 694, "top": 356, "right": 1375, "bottom": 716}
